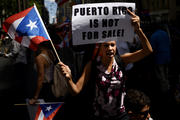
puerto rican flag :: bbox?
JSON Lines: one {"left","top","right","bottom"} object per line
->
{"left": 35, "top": 103, "right": 63, "bottom": 120}
{"left": 3, "top": 4, "right": 50, "bottom": 51}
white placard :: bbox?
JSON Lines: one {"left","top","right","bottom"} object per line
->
{"left": 72, "top": 2, "right": 136, "bottom": 45}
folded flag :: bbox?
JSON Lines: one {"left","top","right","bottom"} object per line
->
{"left": 26, "top": 99, "right": 63, "bottom": 120}
{"left": 3, "top": 4, "right": 50, "bottom": 51}
{"left": 35, "top": 103, "right": 63, "bottom": 120}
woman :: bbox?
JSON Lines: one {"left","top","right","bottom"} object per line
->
{"left": 29, "top": 41, "right": 56, "bottom": 104}
{"left": 59, "top": 9, "right": 152, "bottom": 120}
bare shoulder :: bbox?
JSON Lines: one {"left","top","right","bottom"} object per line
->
{"left": 35, "top": 54, "right": 47, "bottom": 65}
{"left": 36, "top": 54, "right": 43, "bottom": 61}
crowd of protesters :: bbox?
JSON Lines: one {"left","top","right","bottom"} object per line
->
{"left": 1, "top": 12, "right": 180, "bottom": 120}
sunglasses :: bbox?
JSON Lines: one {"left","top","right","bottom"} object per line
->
{"left": 130, "top": 110, "right": 149, "bottom": 120}
{"left": 139, "top": 110, "right": 149, "bottom": 119}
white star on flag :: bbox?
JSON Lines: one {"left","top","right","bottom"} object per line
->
{"left": 26, "top": 20, "right": 37, "bottom": 30}
{"left": 46, "top": 105, "right": 52, "bottom": 111}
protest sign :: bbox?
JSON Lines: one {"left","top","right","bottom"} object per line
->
{"left": 72, "top": 2, "right": 135, "bottom": 45}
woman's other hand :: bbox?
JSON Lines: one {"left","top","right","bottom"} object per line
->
{"left": 127, "top": 9, "right": 140, "bottom": 32}
{"left": 29, "top": 98, "right": 37, "bottom": 105}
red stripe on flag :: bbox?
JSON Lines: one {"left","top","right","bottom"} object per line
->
{"left": 29, "top": 42, "right": 37, "bottom": 51}
{"left": 2, "top": 6, "right": 33, "bottom": 32}
{"left": 43, "top": 116, "right": 46, "bottom": 120}
{"left": 31, "top": 36, "right": 49, "bottom": 45}
{"left": 35, "top": 105, "right": 42, "bottom": 120}
{"left": 29, "top": 36, "right": 49, "bottom": 51}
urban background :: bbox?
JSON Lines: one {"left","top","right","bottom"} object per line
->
{"left": 1, "top": 0, "right": 180, "bottom": 26}
{"left": 0, "top": 0, "right": 180, "bottom": 120}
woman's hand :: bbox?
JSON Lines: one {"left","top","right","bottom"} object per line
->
{"left": 127, "top": 9, "right": 141, "bottom": 32}
{"left": 29, "top": 98, "right": 37, "bottom": 105}
{"left": 58, "top": 62, "right": 72, "bottom": 81}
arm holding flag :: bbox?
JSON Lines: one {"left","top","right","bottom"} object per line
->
{"left": 29, "top": 52, "right": 45, "bottom": 104}
{"left": 29, "top": 40, "right": 57, "bottom": 104}
{"left": 2, "top": 4, "right": 62, "bottom": 104}
{"left": 58, "top": 60, "right": 92, "bottom": 95}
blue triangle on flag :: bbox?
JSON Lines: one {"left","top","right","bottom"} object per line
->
{"left": 40, "top": 103, "right": 62, "bottom": 118}
{"left": 16, "top": 7, "right": 48, "bottom": 40}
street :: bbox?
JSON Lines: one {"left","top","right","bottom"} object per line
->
{"left": 0, "top": 56, "right": 36, "bottom": 120}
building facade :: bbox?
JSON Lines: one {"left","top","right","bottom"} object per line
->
{"left": 141, "top": 0, "right": 179, "bottom": 23}
{"left": 55, "top": 0, "right": 179, "bottom": 24}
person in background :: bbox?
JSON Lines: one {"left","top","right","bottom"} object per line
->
{"left": 0, "top": 32, "right": 11, "bottom": 55}
{"left": 58, "top": 9, "right": 152, "bottom": 120}
{"left": 150, "top": 22, "right": 171, "bottom": 95}
{"left": 28, "top": 24, "right": 63, "bottom": 105}
{"left": 149, "top": 22, "right": 171, "bottom": 120}
{"left": 125, "top": 89, "right": 153, "bottom": 120}
{"left": 28, "top": 41, "right": 57, "bottom": 104}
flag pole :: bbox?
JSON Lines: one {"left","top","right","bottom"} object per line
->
{"left": 14, "top": 102, "right": 64, "bottom": 106}
{"left": 34, "top": 3, "right": 61, "bottom": 62}
{"left": 49, "top": 37, "right": 62, "bottom": 62}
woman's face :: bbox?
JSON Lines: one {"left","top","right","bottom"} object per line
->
{"left": 100, "top": 41, "right": 116, "bottom": 59}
